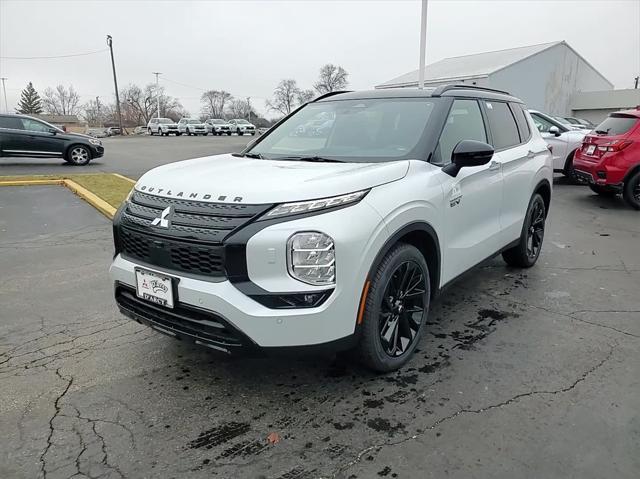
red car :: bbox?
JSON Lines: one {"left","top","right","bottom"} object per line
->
{"left": 574, "top": 107, "right": 640, "bottom": 209}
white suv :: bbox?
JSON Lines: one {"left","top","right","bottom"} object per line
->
{"left": 205, "top": 118, "right": 232, "bottom": 136}
{"left": 228, "top": 118, "right": 256, "bottom": 136}
{"left": 147, "top": 117, "right": 179, "bottom": 136}
{"left": 177, "top": 118, "right": 208, "bottom": 136}
{"left": 110, "top": 86, "right": 552, "bottom": 372}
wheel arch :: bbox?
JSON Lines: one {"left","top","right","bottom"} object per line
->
{"left": 623, "top": 163, "right": 640, "bottom": 185}
{"left": 367, "top": 222, "right": 441, "bottom": 298}
{"left": 64, "top": 142, "right": 93, "bottom": 159}
{"left": 533, "top": 178, "right": 551, "bottom": 216}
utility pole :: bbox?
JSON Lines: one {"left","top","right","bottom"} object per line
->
{"left": 635, "top": 76, "right": 639, "bottom": 89}
{"left": 95, "top": 96, "right": 101, "bottom": 126}
{"left": 246, "top": 97, "right": 251, "bottom": 122}
{"left": 106, "top": 35, "right": 124, "bottom": 134}
{"left": 418, "top": 0, "right": 428, "bottom": 89}
{"left": 0, "top": 78, "right": 8, "bottom": 112}
{"left": 153, "top": 72, "right": 162, "bottom": 118}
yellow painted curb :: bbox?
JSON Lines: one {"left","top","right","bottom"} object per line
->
{"left": 62, "top": 179, "right": 117, "bottom": 219}
{"left": 112, "top": 173, "right": 137, "bottom": 184}
{"left": 0, "top": 179, "right": 63, "bottom": 187}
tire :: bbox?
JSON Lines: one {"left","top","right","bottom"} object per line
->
{"left": 589, "top": 184, "right": 617, "bottom": 197}
{"left": 204, "top": 133, "right": 208, "bottom": 136}
{"left": 355, "top": 243, "right": 430, "bottom": 372}
{"left": 502, "top": 193, "right": 546, "bottom": 268}
{"left": 176, "top": 132, "right": 182, "bottom": 136}
{"left": 187, "top": 128, "right": 191, "bottom": 136}
{"left": 563, "top": 151, "right": 576, "bottom": 180}
{"left": 66, "top": 145, "right": 92, "bottom": 166}
{"left": 148, "top": 128, "right": 153, "bottom": 136}
{"left": 237, "top": 128, "right": 243, "bottom": 136}
{"left": 251, "top": 133, "right": 256, "bottom": 136}
{"left": 227, "top": 132, "right": 231, "bottom": 136}
{"left": 622, "top": 170, "right": 640, "bottom": 210}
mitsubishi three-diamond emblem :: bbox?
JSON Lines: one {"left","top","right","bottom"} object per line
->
{"left": 151, "top": 206, "right": 173, "bottom": 228}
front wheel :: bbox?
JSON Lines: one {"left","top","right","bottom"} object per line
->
{"left": 237, "top": 128, "right": 243, "bottom": 136}
{"left": 148, "top": 128, "right": 153, "bottom": 136}
{"left": 227, "top": 132, "right": 231, "bottom": 136}
{"left": 356, "top": 244, "right": 430, "bottom": 372}
{"left": 66, "top": 145, "right": 91, "bottom": 166}
{"left": 502, "top": 193, "right": 546, "bottom": 268}
{"left": 622, "top": 170, "right": 640, "bottom": 210}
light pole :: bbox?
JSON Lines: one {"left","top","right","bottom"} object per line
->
{"left": 418, "top": 0, "right": 428, "bottom": 89}
{"left": 106, "top": 35, "right": 124, "bottom": 134}
{"left": 152, "top": 72, "right": 162, "bottom": 118}
{"left": 95, "top": 96, "right": 101, "bottom": 126}
{"left": 246, "top": 97, "right": 251, "bottom": 122}
{"left": 0, "top": 77, "right": 8, "bottom": 112}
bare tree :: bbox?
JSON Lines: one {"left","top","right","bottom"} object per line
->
{"left": 119, "top": 83, "right": 185, "bottom": 124}
{"left": 297, "top": 89, "right": 316, "bottom": 105}
{"left": 313, "top": 64, "right": 349, "bottom": 94}
{"left": 42, "top": 84, "right": 81, "bottom": 115}
{"left": 201, "top": 90, "right": 233, "bottom": 118}
{"left": 266, "top": 79, "right": 301, "bottom": 116}
{"left": 82, "top": 98, "right": 105, "bottom": 126}
{"left": 226, "top": 98, "right": 254, "bottom": 119}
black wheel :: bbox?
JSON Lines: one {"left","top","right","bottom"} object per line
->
{"left": 563, "top": 151, "right": 576, "bottom": 180}
{"left": 589, "top": 184, "right": 617, "bottom": 197}
{"left": 251, "top": 132, "right": 256, "bottom": 136}
{"left": 356, "top": 244, "right": 430, "bottom": 372}
{"left": 227, "top": 131, "right": 231, "bottom": 136}
{"left": 237, "top": 128, "right": 243, "bottom": 136}
{"left": 148, "top": 128, "right": 153, "bottom": 136}
{"left": 65, "top": 145, "right": 91, "bottom": 166}
{"left": 176, "top": 132, "right": 182, "bottom": 136}
{"left": 622, "top": 170, "right": 640, "bottom": 210}
{"left": 204, "top": 133, "right": 208, "bottom": 136}
{"left": 502, "top": 193, "right": 546, "bottom": 268}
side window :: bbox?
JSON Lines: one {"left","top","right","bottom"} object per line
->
{"left": 484, "top": 101, "right": 520, "bottom": 149}
{"left": 21, "top": 119, "right": 51, "bottom": 132}
{"left": 510, "top": 103, "right": 531, "bottom": 142}
{"left": 530, "top": 112, "right": 555, "bottom": 133}
{"left": 0, "top": 116, "right": 25, "bottom": 130}
{"left": 434, "top": 99, "right": 486, "bottom": 165}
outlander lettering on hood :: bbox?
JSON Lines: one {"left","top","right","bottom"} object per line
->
{"left": 138, "top": 185, "right": 244, "bottom": 203}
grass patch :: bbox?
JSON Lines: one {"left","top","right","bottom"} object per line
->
{"left": 0, "top": 173, "right": 134, "bottom": 209}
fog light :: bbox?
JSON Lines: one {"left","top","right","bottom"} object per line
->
{"left": 288, "top": 232, "right": 335, "bottom": 285}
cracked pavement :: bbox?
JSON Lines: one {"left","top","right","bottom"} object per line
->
{"left": 1, "top": 182, "right": 638, "bottom": 479}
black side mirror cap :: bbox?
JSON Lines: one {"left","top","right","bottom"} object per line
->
{"left": 442, "top": 140, "right": 494, "bottom": 177}
{"left": 48, "top": 128, "right": 58, "bottom": 134}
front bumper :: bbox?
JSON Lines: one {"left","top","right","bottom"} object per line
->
{"left": 109, "top": 199, "right": 386, "bottom": 350}
{"left": 91, "top": 145, "right": 105, "bottom": 158}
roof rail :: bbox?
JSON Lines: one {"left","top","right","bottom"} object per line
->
{"left": 313, "top": 90, "right": 351, "bottom": 102}
{"left": 431, "top": 84, "right": 511, "bottom": 97}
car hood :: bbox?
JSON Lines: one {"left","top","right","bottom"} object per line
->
{"left": 67, "top": 132, "right": 95, "bottom": 140}
{"left": 135, "top": 154, "right": 409, "bottom": 204}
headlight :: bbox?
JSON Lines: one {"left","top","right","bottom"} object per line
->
{"left": 89, "top": 138, "right": 102, "bottom": 146}
{"left": 265, "top": 190, "right": 368, "bottom": 219}
{"left": 288, "top": 232, "right": 335, "bottom": 285}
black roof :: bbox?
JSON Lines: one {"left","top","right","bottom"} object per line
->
{"left": 315, "top": 84, "right": 523, "bottom": 103}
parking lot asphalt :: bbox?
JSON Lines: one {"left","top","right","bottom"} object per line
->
{"left": 1, "top": 180, "right": 639, "bottom": 479}
{"left": 0, "top": 134, "right": 253, "bottom": 179}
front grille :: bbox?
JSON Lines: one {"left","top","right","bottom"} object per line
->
{"left": 116, "top": 191, "right": 273, "bottom": 277}
{"left": 116, "top": 286, "right": 256, "bottom": 352}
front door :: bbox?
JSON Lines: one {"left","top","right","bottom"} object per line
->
{"left": 435, "top": 99, "right": 503, "bottom": 285}
{"left": 17, "top": 118, "right": 66, "bottom": 157}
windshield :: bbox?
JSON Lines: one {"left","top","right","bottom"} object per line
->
{"left": 159, "top": 118, "right": 173, "bottom": 124}
{"left": 235, "top": 119, "right": 250, "bottom": 124}
{"left": 249, "top": 98, "right": 438, "bottom": 162}
{"left": 188, "top": 119, "right": 201, "bottom": 124}
{"left": 210, "top": 119, "right": 225, "bottom": 124}
{"left": 594, "top": 114, "right": 637, "bottom": 136}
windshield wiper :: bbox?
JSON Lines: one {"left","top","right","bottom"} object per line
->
{"left": 232, "top": 152, "right": 265, "bottom": 159}
{"left": 278, "top": 155, "right": 344, "bottom": 163}
{"left": 594, "top": 129, "right": 609, "bottom": 135}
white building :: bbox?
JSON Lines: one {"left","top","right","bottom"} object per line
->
{"left": 375, "top": 41, "right": 614, "bottom": 117}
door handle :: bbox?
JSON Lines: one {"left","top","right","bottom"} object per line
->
{"left": 488, "top": 160, "right": 501, "bottom": 171}
{"left": 527, "top": 150, "right": 536, "bottom": 159}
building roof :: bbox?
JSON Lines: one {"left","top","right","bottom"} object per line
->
{"left": 377, "top": 41, "right": 573, "bottom": 89}
{"left": 34, "top": 114, "right": 80, "bottom": 124}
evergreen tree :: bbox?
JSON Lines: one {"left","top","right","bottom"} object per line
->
{"left": 16, "top": 82, "right": 43, "bottom": 114}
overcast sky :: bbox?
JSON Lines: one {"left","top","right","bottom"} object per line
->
{"left": 1, "top": 0, "right": 638, "bottom": 119}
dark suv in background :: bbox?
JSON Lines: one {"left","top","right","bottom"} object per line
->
{"left": 0, "top": 113, "right": 104, "bottom": 165}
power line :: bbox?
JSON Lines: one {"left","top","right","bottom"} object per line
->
{"left": 0, "top": 48, "right": 108, "bottom": 60}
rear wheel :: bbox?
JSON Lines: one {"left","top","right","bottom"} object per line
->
{"left": 148, "top": 128, "right": 153, "bottom": 136}
{"left": 589, "top": 184, "right": 617, "bottom": 197}
{"left": 356, "top": 244, "right": 430, "bottom": 372}
{"left": 563, "top": 151, "right": 576, "bottom": 180}
{"left": 66, "top": 145, "right": 91, "bottom": 166}
{"left": 502, "top": 193, "right": 546, "bottom": 267}
{"left": 237, "top": 128, "right": 243, "bottom": 136}
{"left": 227, "top": 131, "right": 231, "bottom": 136}
{"left": 622, "top": 170, "right": 640, "bottom": 210}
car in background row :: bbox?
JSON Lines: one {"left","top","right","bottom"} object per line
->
{"left": 87, "top": 128, "right": 108, "bottom": 138}
{"left": 574, "top": 107, "right": 640, "bottom": 210}
{"left": 228, "top": 118, "right": 256, "bottom": 135}
{"left": 205, "top": 119, "right": 232, "bottom": 136}
{"left": 0, "top": 113, "right": 104, "bottom": 165}
{"left": 529, "top": 110, "right": 586, "bottom": 177}
{"left": 562, "top": 116, "right": 595, "bottom": 129}
{"left": 133, "top": 126, "right": 147, "bottom": 135}
{"left": 148, "top": 118, "right": 180, "bottom": 136}
{"left": 178, "top": 118, "right": 208, "bottom": 136}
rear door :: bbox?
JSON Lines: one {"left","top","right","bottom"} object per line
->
{"left": 18, "top": 118, "right": 66, "bottom": 157}
{"left": 0, "top": 115, "right": 28, "bottom": 155}
{"left": 436, "top": 98, "right": 503, "bottom": 284}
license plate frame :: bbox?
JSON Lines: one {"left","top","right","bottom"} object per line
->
{"left": 135, "top": 268, "right": 176, "bottom": 309}
{"left": 586, "top": 144, "right": 596, "bottom": 155}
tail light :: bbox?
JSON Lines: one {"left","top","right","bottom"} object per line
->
{"left": 597, "top": 140, "right": 632, "bottom": 152}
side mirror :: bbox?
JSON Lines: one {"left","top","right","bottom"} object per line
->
{"left": 442, "top": 140, "right": 494, "bottom": 177}
{"left": 548, "top": 126, "right": 561, "bottom": 137}
{"left": 48, "top": 127, "right": 58, "bottom": 135}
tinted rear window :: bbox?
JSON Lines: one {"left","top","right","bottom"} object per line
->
{"left": 0, "top": 116, "right": 24, "bottom": 129}
{"left": 484, "top": 101, "right": 520, "bottom": 149}
{"left": 594, "top": 115, "right": 638, "bottom": 136}
{"left": 510, "top": 103, "right": 531, "bottom": 142}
